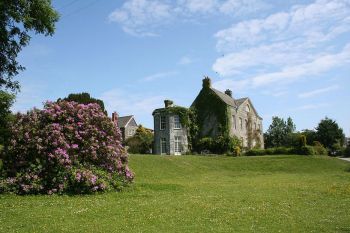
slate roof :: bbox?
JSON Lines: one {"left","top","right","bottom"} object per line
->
{"left": 211, "top": 88, "right": 237, "bottom": 107}
{"left": 235, "top": 97, "right": 248, "bottom": 106}
{"left": 118, "top": 115, "right": 134, "bottom": 128}
{"left": 210, "top": 88, "right": 262, "bottom": 119}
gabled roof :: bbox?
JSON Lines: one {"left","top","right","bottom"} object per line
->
{"left": 118, "top": 115, "right": 134, "bottom": 128}
{"left": 211, "top": 88, "right": 236, "bottom": 107}
{"left": 210, "top": 88, "right": 262, "bottom": 119}
{"left": 235, "top": 97, "right": 248, "bottom": 107}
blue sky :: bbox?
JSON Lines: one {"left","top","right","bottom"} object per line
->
{"left": 12, "top": 0, "right": 350, "bottom": 135}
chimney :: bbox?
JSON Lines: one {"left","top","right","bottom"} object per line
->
{"left": 202, "top": 76, "right": 211, "bottom": 89}
{"left": 164, "top": 100, "right": 174, "bottom": 108}
{"left": 112, "top": 112, "right": 119, "bottom": 125}
{"left": 225, "top": 89, "right": 232, "bottom": 97}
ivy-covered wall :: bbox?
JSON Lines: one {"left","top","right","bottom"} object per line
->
{"left": 191, "top": 86, "right": 231, "bottom": 138}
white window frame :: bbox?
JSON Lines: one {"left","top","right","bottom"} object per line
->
{"left": 161, "top": 138, "right": 167, "bottom": 154}
{"left": 174, "top": 115, "right": 181, "bottom": 129}
{"left": 160, "top": 116, "right": 166, "bottom": 130}
{"left": 174, "top": 136, "right": 182, "bottom": 155}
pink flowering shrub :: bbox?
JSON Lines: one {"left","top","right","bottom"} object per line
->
{"left": 0, "top": 101, "right": 133, "bottom": 194}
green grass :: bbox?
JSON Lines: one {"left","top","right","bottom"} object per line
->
{"left": 1, "top": 155, "right": 350, "bottom": 232}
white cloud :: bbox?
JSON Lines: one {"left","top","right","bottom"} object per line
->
{"left": 294, "top": 103, "right": 330, "bottom": 111}
{"left": 11, "top": 85, "right": 47, "bottom": 113}
{"left": 141, "top": 71, "right": 178, "bottom": 81}
{"left": 109, "top": 0, "right": 172, "bottom": 36}
{"left": 100, "top": 89, "right": 165, "bottom": 128}
{"left": 213, "top": 0, "right": 350, "bottom": 89}
{"left": 178, "top": 56, "right": 194, "bottom": 65}
{"left": 298, "top": 85, "right": 340, "bottom": 98}
{"left": 109, "top": 0, "right": 269, "bottom": 36}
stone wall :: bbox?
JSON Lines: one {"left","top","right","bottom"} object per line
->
{"left": 153, "top": 112, "right": 188, "bottom": 155}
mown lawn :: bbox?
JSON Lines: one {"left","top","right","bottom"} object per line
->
{"left": 1, "top": 155, "right": 350, "bottom": 232}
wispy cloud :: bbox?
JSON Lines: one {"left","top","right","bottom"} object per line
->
{"left": 99, "top": 88, "right": 165, "bottom": 128}
{"left": 298, "top": 85, "right": 340, "bottom": 98}
{"left": 109, "top": 0, "right": 269, "bottom": 36}
{"left": 294, "top": 103, "right": 330, "bottom": 111}
{"left": 178, "top": 56, "right": 194, "bottom": 65}
{"left": 141, "top": 71, "right": 178, "bottom": 82}
{"left": 11, "top": 85, "right": 47, "bottom": 113}
{"left": 212, "top": 0, "right": 350, "bottom": 88}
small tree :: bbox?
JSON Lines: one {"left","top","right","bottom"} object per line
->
{"left": 125, "top": 125, "right": 153, "bottom": 154}
{"left": 264, "top": 116, "right": 296, "bottom": 148}
{"left": 316, "top": 117, "right": 345, "bottom": 155}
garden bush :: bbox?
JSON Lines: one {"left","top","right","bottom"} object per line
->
{"left": 312, "top": 141, "right": 328, "bottom": 155}
{"left": 298, "top": 146, "right": 315, "bottom": 155}
{"left": 343, "top": 146, "right": 350, "bottom": 157}
{"left": 0, "top": 101, "right": 133, "bottom": 195}
{"left": 196, "top": 135, "right": 241, "bottom": 154}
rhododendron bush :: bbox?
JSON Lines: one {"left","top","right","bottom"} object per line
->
{"left": 0, "top": 101, "right": 133, "bottom": 194}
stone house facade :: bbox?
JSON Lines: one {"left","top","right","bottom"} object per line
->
{"left": 152, "top": 77, "right": 264, "bottom": 155}
{"left": 191, "top": 77, "right": 264, "bottom": 149}
{"left": 112, "top": 112, "right": 138, "bottom": 142}
{"left": 152, "top": 101, "right": 189, "bottom": 155}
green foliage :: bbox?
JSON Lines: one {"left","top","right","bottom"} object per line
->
{"left": 245, "top": 147, "right": 295, "bottom": 156}
{"left": 233, "top": 146, "right": 241, "bottom": 156}
{"left": 59, "top": 92, "right": 107, "bottom": 114}
{"left": 160, "top": 106, "right": 198, "bottom": 150}
{"left": 264, "top": 116, "right": 296, "bottom": 148}
{"left": 301, "top": 129, "right": 317, "bottom": 145}
{"left": 0, "top": 90, "right": 15, "bottom": 144}
{"left": 316, "top": 117, "right": 345, "bottom": 154}
{"left": 196, "top": 135, "right": 241, "bottom": 154}
{"left": 298, "top": 146, "right": 315, "bottom": 155}
{"left": 191, "top": 86, "right": 231, "bottom": 138}
{"left": 343, "top": 146, "right": 350, "bottom": 158}
{"left": 0, "top": 0, "right": 59, "bottom": 91}
{"left": 299, "top": 135, "right": 307, "bottom": 148}
{"left": 312, "top": 141, "right": 328, "bottom": 156}
{"left": 125, "top": 125, "right": 153, "bottom": 154}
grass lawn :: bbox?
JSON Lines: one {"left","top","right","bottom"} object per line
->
{"left": 1, "top": 155, "right": 350, "bottom": 232}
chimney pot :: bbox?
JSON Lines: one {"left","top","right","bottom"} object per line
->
{"left": 164, "top": 100, "right": 173, "bottom": 108}
{"left": 202, "top": 76, "right": 211, "bottom": 88}
{"left": 225, "top": 89, "right": 232, "bottom": 97}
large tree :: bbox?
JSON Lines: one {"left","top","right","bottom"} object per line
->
{"left": 59, "top": 93, "right": 107, "bottom": 114}
{"left": 0, "top": 0, "right": 59, "bottom": 91}
{"left": 264, "top": 116, "right": 296, "bottom": 148}
{"left": 0, "top": 90, "right": 15, "bottom": 145}
{"left": 316, "top": 117, "right": 345, "bottom": 154}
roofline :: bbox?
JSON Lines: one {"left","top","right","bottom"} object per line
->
{"left": 124, "top": 115, "right": 135, "bottom": 127}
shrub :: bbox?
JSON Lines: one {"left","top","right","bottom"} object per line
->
{"left": 0, "top": 101, "right": 133, "bottom": 195}
{"left": 233, "top": 146, "right": 241, "bottom": 157}
{"left": 343, "top": 146, "right": 350, "bottom": 158}
{"left": 125, "top": 125, "right": 153, "bottom": 154}
{"left": 245, "top": 149, "right": 266, "bottom": 156}
{"left": 299, "top": 146, "right": 315, "bottom": 155}
{"left": 299, "top": 135, "right": 307, "bottom": 148}
{"left": 312, "top": 141, "right": 328, "bottom": 155}
{"left": 196, "top": 135, "right": 241, "bottom": 154}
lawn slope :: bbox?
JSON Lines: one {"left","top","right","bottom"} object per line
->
{"left": 1, "top": 155, "right": 350, "bottom": 232}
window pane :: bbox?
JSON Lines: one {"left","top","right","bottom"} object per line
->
{"left": 174, "top": 115, "right": 181, "bottom": 129}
